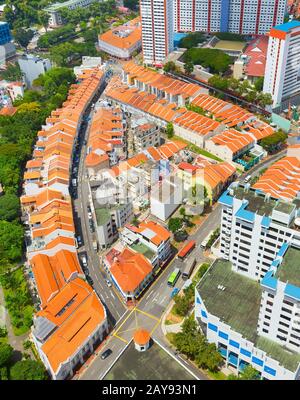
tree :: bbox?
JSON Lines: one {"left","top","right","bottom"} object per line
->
{"left": 0, "top": 63, "right": 23, "bottom": 81}
{"left": 183, "top": 48, "right": 232, "bottom": 74}
{"left": 179, "top": 207, "right": 186, "bottom": 217}
{"left": 179, "top": 32, "right": 205, "bottom": 49}
{"left": 0, "top": 343, "right": 13, "bottom": 367}
{"left": 208, "top": 75, "right": 229, "bottom": 91}
{"left": 163, "top": 61, "right": 177, "bottom": 73}
{"left": 254, "top": 77, "right": 264, "bottom": 92}
{"left": 239, "top": 365, "right": 260, "bottom": 380}
{"left": 227, "top": 365, "right": 260, "bottom": 380}
{"left": 0, "top": 193, "right": 20, "bottom": 222}
{"left": 13, "top": 28, "right": 34, "bottom": 49}
{"left": 0, "top": 221, "right": 23, "bottom": 262}
{"left": 257, "top": 92, "right": 273, "bottom": 108}
{"left": 168, "top": 217, "right": 183, "bottom": 233}
{"left": 195, "top": 342, "right": 222, "bottom": 372}
{"left": 38, "top": 10, "right": 49, "bottom": 32}
{"left": 245, "top": 90, "right": 257, "bottom": 104}
{"left": 10, "top": 360, "right": 47, "bottom": 380}
{"left": 166, "top": 122, "right": 174, "bottom": 139}
{"left": 260, "top": 130, "right": 287, "bottom": 153}
{"left": 173, "top": 294, "right": 191, "bottom": 316}
{"left": 184, "top": 61, "right": 194, "bottom": 75}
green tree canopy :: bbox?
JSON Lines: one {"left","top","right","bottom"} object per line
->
{"left": 0, "top": 343, "right": 13, "bottom": 367}
{"left": 184, "top": 61, "right": 194, "bottom": 75}
{"left": 163, "top": 61, "right": 177, "bottom": 73}
{"left": 13, "top": 28, "right": 34, "bottom": 49}
{"left": 183, "top": 48, "right": 232, "bottom": 74}
{"left": 10, "top": 360, "right": 47, "bottom": 380}
{"left": 166, "top": 122, "right": 174, "bottom": 139}
{"left": 0, "top": 221, "right": 23, "bottom": 262}
{"left": 168, "top": 217, "right": 183, "bottom": 233}
{"left": 179, "top": 32, "right": 205, "bottom": 49}
{"left": 0, "top": 193, "right": 20, "bottom": 222}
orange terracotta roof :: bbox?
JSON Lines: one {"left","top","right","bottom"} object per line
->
{"left": 210, "top": 129, "right": 254, "bottom": 154}
{"left": 125, "top": 220, "right": 170, "bottom": 246}
{"left": 252, "top": 156, "right": 300, "bottom": 200}
{"left": 133, "top": 329, "right": 150, "bottom": 345}
{"left": 99, "top": 17, "right": 141, "bottom": 50}
{"left": 31, "top": 250, "right": 82, "bottom": 306}
{"left": 38, "top": 278, "right": 105, "bottom": 374}
{"left": 110, "top": 248, "right": 152, "bottom": 293}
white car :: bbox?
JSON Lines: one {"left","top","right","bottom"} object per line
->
{"left": 105, "top": 279, "right": 112, "bottom": 288}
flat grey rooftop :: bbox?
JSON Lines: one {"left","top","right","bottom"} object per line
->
{"left": 103, "top": 340, "right": 195, "bottom": 380}
{"left": 256, "top": 336, "right": 300, "bottom": 372}
{"left": 233, "top": 186, "right": 277, "bottom": 217}
{"left": 276, "top": 246, "right": 300, "bottom": 287}
{"left": 197, "top": 259, "right": 262, "bottom": 342}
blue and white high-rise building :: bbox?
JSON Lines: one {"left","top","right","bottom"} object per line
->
{"left": 195, "top": 183, "right": 300, "bottom": 380}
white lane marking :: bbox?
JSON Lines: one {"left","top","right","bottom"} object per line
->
{"left": 110, "top": 292, "right": 115, "bottom": 299}
{"left": 160, "top": 295, "right": 167, "bottom": 305}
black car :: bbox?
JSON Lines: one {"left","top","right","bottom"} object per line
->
{"left": 86, "top": 276, "right": 94, "bottom": 286}
{"left": 100, "top": 349, "right": 112, "bottom": 360}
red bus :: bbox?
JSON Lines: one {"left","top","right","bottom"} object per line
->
{"left": 177, "top": 240, "right": 196, "bottom": 260}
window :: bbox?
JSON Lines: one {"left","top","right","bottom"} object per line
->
{"left": 267, "top": 301, "right": 273, "bottom": 306}
{"left": 280, "top": 314, "right": 291, "bottom": 321}
{"left": 278, "top": 328, "right": 288, "bottom": 334}
{"left": 281, "top": 307, "right": 292, "bottom": 314}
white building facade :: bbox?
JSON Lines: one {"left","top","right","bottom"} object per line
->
{"left": 140, "top": 0, "right": 174, "bottom": 66}
{"left": 263, "top": 21, "right": 300, "bottom": 108}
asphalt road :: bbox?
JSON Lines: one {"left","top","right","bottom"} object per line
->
{"left": 71, "top": 93, "right": 126, "bottom": 327}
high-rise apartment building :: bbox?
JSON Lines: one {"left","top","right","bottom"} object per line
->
{"left": 141, "top": 0, "right": 287, "bottom": 65}
{"left": 140, "top": 0, "right": 174, "bottom": 66}
{"left": 195, "top": 181, "right": 300, "bottom": 380}
{"left": 173, "top": 0, "right": 287, "bottom": 35}
{"left": 263, "top": 21, "right": 300, "bottom": 107}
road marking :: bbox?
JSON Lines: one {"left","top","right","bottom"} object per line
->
{"left": 110, "top": 292, "right": 115, "bottom": 299}
{"left": 150, "top": 317, "right": 162, "bottom": 336}
{"left": 113, "top": 333, "right": 128, "bottom": 344}
{"left": 160, "top": 295, "right": 167, "bottom": 305}
{"left": 135, "top": 308, "right": 160, "bottom": 322}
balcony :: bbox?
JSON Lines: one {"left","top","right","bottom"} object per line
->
{"left": 228, "top": 352, "right": 238, "bottom": 367}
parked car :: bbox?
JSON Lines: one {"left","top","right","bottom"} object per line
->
{"left": 76, "top": 235, "right": 82, "bottom": 247}
{"left": 105, "top": 279, "right": 112, "bottom": 288}
{"left": 80, "top": 255, "right": 87, "bottom": 267}
{"left": 86, "top": 276, "right": 94, "bottom": 286}
{"left": 101, "top": 349, "right": 112, "bottom": 360}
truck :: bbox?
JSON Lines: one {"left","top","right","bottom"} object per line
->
{"left": 92, "top": 241, "right": 98, "bottom": 252}
{"left": 182, "top": 256, "right": 196, "bottom": 280}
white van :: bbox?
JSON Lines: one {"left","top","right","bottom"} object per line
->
{"left": 244, "top": 175, "right": 251, "bottom": 184}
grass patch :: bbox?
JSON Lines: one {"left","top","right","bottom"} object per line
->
{"left": 166, "top": 332, "right": 176, "bottom": 345}
{"left": 207, "top": 370, "right": 227, "bottom": 380}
